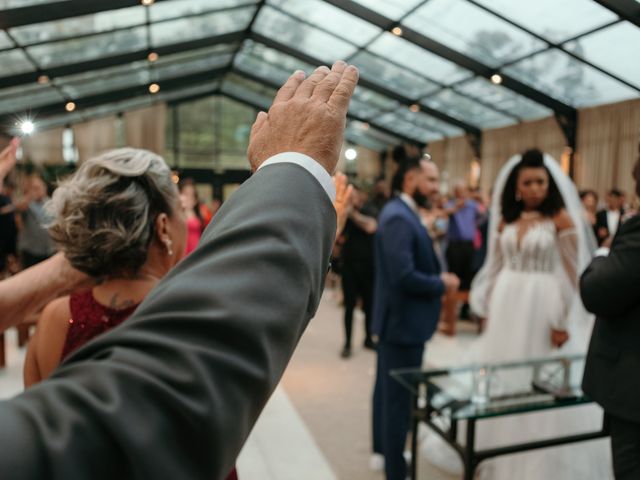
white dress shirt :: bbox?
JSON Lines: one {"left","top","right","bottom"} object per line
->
{"left": 607, "top": 209, "right": 620, "bottom": 237}
{"left": 258, "top": 152, "right": 336, "bottom": 202}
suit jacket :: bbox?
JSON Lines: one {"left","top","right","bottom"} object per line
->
{"left": 372, "top": 197, "right": 445, "bottom": 346}
{"left": 595, "top": 208, "right": 624, "bottom": 245}
{"left": 0, "top": 162, "right": 336, "bottom": 479}
{"left": 581, "top": 214, "right": 640, "bottom": 424}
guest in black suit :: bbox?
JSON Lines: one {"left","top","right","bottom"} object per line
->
{"left": 595, "top": 188, "right": 625, "bottom": 246}
{"left": 581, "top": 151, "right": 640, "bottom": 480}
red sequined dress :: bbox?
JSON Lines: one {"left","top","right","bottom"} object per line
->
{"left": 62, "top": 290, "right": 239, "bottom": 480}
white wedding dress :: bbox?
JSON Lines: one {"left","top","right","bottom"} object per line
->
{"left": 472, "top": 219, "right": 611, "bottom": 480}
{"left": 423, "top": 155, "right": 612, "bottom": 479}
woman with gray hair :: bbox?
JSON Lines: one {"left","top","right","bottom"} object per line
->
{"left": 24, "top": 148, "right": 187, "bottom": 385}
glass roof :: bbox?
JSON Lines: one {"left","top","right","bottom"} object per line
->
{"left": 0, "top": 0, "right": 638, "bottom": 150}
{"left": 503, "top": 48, "right": 640, "bottom": 107}
{"left": 404, "top": 0, "right": 546, "bottom": 67}
{"left": 565, "top": 21, "right": 640, "bottom": 89}
{"left": 474, "top": 0, "right": 618, "bottom": 43}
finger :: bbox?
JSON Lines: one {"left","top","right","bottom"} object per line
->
{"left": 273, "top": 70, "right": 306, "bottom": 105}
{"left": 333, "top": 172, "right": 347, "bottom": 193}
{"left": 250, "top": 111, "right": 268, "bottom": 142}
{"left": 328, "top": 65, "right": 359, "bottom": 112}
{"left": 294, "top": 65, "right": 330, "bottom": 99}
{"left": 345, "top": 185, "right": 354, "bottom": 204}
{"left": 312, "top": 61, "right": 347, "bottom": 103}
{"left": 0, "top": 138, "right": 18, "bottom": 160}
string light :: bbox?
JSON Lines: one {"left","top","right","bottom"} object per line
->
{"left": 20, "top": 121, "right": 35, "bottom": 135}
{"left": 149, "top": 83, "right": 160, "bottom": 94}
{"left": 345, "top": 148, "right": 357, "bottom": 161}
{"left": 491, "top": 73, "right": 503, "bottom": 85}
{"left": 391, "top": 26, "right": 403, "bottom": 36}
{"left": 65, "top": 102, "right": 76, "bottom": 112}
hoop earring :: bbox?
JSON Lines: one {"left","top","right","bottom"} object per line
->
{"left": 515, "top": 191, "right": 522, "bottom": 201}
{"left": 164, "top": 239, "right": 173, "bottom": 257}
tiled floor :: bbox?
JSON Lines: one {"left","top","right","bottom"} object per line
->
{"left": 0, "top": 294, "right": 473, "bottom": 480}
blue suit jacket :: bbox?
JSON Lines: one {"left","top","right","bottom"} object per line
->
{"left": 372, "top": 197, "right": 445, "bottom": 346}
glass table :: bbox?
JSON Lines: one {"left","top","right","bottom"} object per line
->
{"left": 391, "top": 355, "right": 608, "bottom": 480}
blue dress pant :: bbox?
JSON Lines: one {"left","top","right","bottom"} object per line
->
{"left": 372, "top": 342, "right": 424, "bottom": 480}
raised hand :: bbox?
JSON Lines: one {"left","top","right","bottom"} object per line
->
{"left": 332, "top": 171, "right": 353, "bottom": 240}
{"left": 0, "top": 137, "right": 19, "bottom": 185}
{"left": 247, "top": 61, "right": 359, "bottom": 174}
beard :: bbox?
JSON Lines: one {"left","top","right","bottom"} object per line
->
{"left": 412, "top": 190, "right": 429, "bottom": 208}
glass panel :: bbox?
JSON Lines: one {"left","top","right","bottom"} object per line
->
{"left": 351, "top": 0, "right": 424, "bottom": 20}
{"left": 221, "top": 74, "right": 276, "bottom": 110}
{"left": 421, "top": 88, "right": 515, "bottom": 129}
{"left": 27, "top": 26, "right": 147, "bottom": 68}
{"left": 178, "top": 96, "right": 216, "bottom": 168}
{"left": 349, "top": 86, "right": 400, "bottom": 120}
{"left": 377, "top": 107, "right": 463, "bottom": 141}
{"left": 404, "top": 0, "right": 545, "bottom": 67}
{"left": 150, "top": 0, "right": 258, "bottom": 22}
{"left": 565, "top": 22, "right": 640, "bottom": 89}
{"left": 57, "top": 62, "right": 150, "bottom": 98}
{"left": 151, "top": 6, "right": 256, "bottom": 47}
{"left": 346, "top": 121, "right": 400, "bottom": 151}
{"left": 350, "top": 50, "right": 440, "bottom": 98}
{"left": 268, "top": 0, "right": 381, "bottom": 46}
{"left": 10, "top": 6, "right": 145, "bottom": 45}
{"left": 368, "top": 33, "right": 472, "bottom": 85}
{"left": 454, "top": 77, "right": 553, "bottom": 120}
{"left": 0, "top": 83, "right": 64, "bottom": 115}
{"left": 219, "top": 96, "right": 254, "bottom": 169}
{"left": 0, "top": 48, "right": 34, "bottom": 77}
{"left": 158, "top": 81, "right": 219, "bottom": 103}
{"left": 153, "top": 52, "right": 233, "bottom": 82}
{"left": 394, "top": 108, "right": 465, "bottom": 137}
{"left": 0, "top": 31, "right": 14, "bottom": 49}
{"left": 474, "top": 0, "right": 618, "bottom": 44}
{"left": 0, "top": 0, "right": 64, "bottom": 8}
{"left": 253, "top": 6, "right": 358, "bottom": 62}
{"left": 376, "top": 111, "right": 444, "bottom": 142}
{"left": 234, "top": 41, "right": 314, "bottom": 86}
{"left": 503, "top": 48, "right": 640, "bottom": 107}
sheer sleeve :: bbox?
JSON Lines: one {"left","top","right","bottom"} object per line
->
{"left": 470, "top": 231, "right": 503, "bottom": 318}
{"left": 555, "top": 228, "right": 579, "bottom": 329}
{"left": 484, "top": 233, "right": 504, "bottom": 316}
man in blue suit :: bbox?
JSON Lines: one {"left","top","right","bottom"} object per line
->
{"left": 371, "top": 157, "right": 459, "bottom": 480}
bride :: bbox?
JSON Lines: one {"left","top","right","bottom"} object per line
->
{"left": 424, "top": 149, "right": 611, "bottom": 479}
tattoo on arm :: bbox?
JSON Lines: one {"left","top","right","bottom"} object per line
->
{"left": 109, "top": 293, "right": 136, "bottom": 310}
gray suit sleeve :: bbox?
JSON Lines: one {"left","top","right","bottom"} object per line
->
{"left": 0, "top": 163, "right": 336, "bottom": 480}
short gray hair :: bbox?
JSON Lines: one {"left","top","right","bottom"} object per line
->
{"left": 48, "top": 148, "right": 178, "bottom": 277}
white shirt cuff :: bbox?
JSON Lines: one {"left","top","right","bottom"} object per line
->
{"left": 257, "top": 152, "right": 336, "bottom": 202}
{"left": 594, "top": 247, "right": 610, "bottom": 257}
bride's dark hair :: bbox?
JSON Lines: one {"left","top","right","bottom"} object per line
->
{"left": 501, "top": 148, "right": 565, "bottom": 223}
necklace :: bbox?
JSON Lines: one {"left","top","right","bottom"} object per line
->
{"left": 520, "top": 210, "right": 541, "bottom": 220}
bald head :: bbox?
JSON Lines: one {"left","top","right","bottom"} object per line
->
{"left": 403, "top": 159, "right": 440, "bottom": 201}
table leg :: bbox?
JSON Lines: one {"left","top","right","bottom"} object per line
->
{"left": 464, "top": 420, "right": 477, "bottom": 480}
{"left": 410, "top": 392, "right": 419, "bottom": 480}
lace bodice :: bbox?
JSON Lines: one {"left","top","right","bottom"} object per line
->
{"left": 501, "top": 220, "right": 558, "bottom": 273}
{"left": 480, "top": 218, "right": 579, "bottom": 329}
